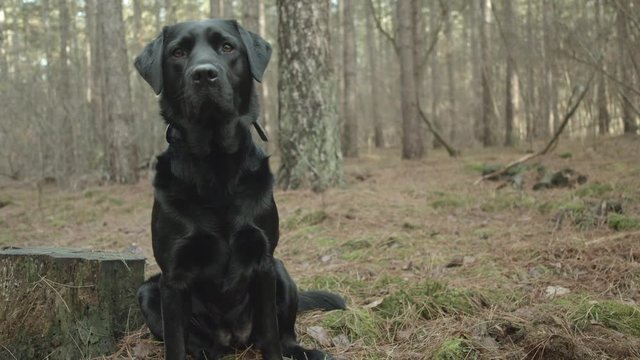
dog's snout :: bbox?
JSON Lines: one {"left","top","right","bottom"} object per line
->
{"left": 191, "top": 64, "right": 218, "bottom": 84}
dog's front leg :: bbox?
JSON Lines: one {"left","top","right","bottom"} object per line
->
{"left": 251, "top": 262, "right": 283, "bottom": 360}
{"left": 160, "top": 277, "right": 192, "bottom": 360}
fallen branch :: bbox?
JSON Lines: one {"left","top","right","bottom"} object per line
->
{"left": 417, "top": 105, "right": 459, "bottom": 157}
{"left": 474, "top": 73, "right": 594, "bottom": 185}
{"left": 585, "top": 230, "right": 640, "bottom": 246}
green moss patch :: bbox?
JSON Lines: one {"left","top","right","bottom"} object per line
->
{"left": 322, "top": 307, "right": 382, "bottom": 344}
{"left": 607, "top": 213, "right": 640, "bottom": 231}
{"left": 282, "top": 209, "right": 328, "bottom": 230}
{"left": 377, "top": 281, "right": 482, "bottom": 320}
{"left": 434, "top": 338, "right": 477, "bottom": 360}
{"left": 571, "top": 299, "right": 640, "bottom": 336}
{"left": 575, "top": 182, "right": 613, "bottom": 198}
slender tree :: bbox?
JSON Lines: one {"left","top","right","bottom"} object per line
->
{"left": 365, "top": 2, "right": 384, "bottom": 148}
{"left": 397, "top": 0, "right": 423, "bottom": 159}
{"left": 616, "top": 0, "right": 637, "bottom": 134}
{"left": 210, "top": 0, "right": 220, "bottom": 17}
{"left": 342, "top": 0, "right": 358, "bottom": 157}
{"left": 479, "top": 0, "right": 495, "bottom": 146}
{"left": 277, "top": 0, "right": 342, "bottom": 191}
{"left": 429, "top": 0, "right": 441, "bottom": 149}
{"left": 595, "top": 0, "right": 610, "bottom": 135}
{"left": 445, "top": 6, "right": 457, "bottom": 143}
{"left": 98, "top": 0, "right": 138, "bottom": 183}
{"left": 503, "top": 0, "right": 516, "bottom": 146}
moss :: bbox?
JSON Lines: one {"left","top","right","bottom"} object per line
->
{"left": 323, "top": 308, "right": 381, "bottom": 344}
{"left": 575, "top": 182, "right": 613, "bottom": 198}
{"left": 282, "top": 209, "right": 328, "bottom": 230}
{"left": 481, "top": 193, "right": 537, "bottom": 212}
{"left": 377, "top": 281, "right": 479, "bottom": 320}
{"left": 434, "top": 338, "right": 477, "bottom": 360}
{"left": 430, "top": 192, "right": 466, "bottom": 210}
{"left": 571, "top": 300, "right": 640, "bottom": 336}
{"left": 340, "top": 249, "right": 364, "bottom": 261}
{"left": 607, "top": 213, "right": 640, "bottom": 231}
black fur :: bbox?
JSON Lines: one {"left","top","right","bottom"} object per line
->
{"left": 134, "top": 19, "right": 344, "bottom": 360}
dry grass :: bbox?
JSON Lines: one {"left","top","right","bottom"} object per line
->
{"left": 1, "top": 136, "right": 640, "bottom": 359}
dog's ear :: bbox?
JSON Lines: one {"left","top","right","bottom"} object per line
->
{"left": 134, "top": 30, "right": 164, "bottom": 95}
{"left": 235, "top": 22, "right": 272, "bottom": 83}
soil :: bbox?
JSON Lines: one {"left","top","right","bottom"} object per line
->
{"left": 1, "top": 135, "right": 639, "bottom": 359}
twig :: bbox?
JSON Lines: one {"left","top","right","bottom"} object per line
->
{"left": 585, "top": 230, "right": 640, "bottom": 246}
{"left": 418, "top": 1, "right": 448, "bottom": 74}
{"left": 366, "top": 0, "right": 398, "bottom": 54}
{"left": 417, "top": 105, "right": 459, "bottom": 157}
{"left": 0, "top": 344, "right": 18, "bottom": 360}
{"left": 474, "top": 73, "right": 594, "bottom": 185}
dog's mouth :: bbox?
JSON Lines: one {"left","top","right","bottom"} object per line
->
{"left": 183, "top": 81, "right": 235, "bottom": 120}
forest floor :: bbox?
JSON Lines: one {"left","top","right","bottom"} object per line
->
{"left": 1, "top": 135, "right": 639, "bottom": 359}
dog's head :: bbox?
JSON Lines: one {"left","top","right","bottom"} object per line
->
{"left": 135, "top": 19, "right": 271, "bottom": 124}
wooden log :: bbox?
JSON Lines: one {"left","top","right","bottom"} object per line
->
{"left": 0, "top": 247, "right": 145, "bottom": 360}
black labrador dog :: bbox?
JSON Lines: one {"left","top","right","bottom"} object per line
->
{"left": 134, "top": 19, "right": 345, "bottom": 360}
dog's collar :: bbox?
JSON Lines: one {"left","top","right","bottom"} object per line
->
{"left": 165, "top": 124, "right": 183, "bottom": 144}
{"left": 253, "top": 121, "right": 269, "bottom": 142}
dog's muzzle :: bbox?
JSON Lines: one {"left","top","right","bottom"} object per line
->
{"left": 190, "top": 64, "right": 219, "bottom": 87}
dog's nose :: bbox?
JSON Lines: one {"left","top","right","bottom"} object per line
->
{"left": 191, "top": 64, "right": 218, "bottom": 84}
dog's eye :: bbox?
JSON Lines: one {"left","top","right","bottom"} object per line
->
{"left": 221, "top": 43, "right": 234, "bottom": 53}
{"left": 172, "top": 48, "right": 186, "bottom": 58}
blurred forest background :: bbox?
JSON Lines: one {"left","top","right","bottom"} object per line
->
{"left": 0, "top": 0, "right": 638, "bottom": 188}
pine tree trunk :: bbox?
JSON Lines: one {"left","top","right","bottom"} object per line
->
{"left": 503, "top": 0, "right": 515, "bottom": 146}
{"left": 210, "top": 0, "right": 220, "bottom": 17}
{"left": 85, "top": 0, "right": 107, "bottom": 175}
{"left": 525, "top": 0, "right": 536, "bottom": 142}
{"left": 445, "top": 6, "right": 456, "bottom": 143}
{"left": 397, "top": 0, "right": 423, "bottom": 159}
{"left": 430, "top": 0, "right": 441, "bottom": 149}
{"left": 365, "top": 3, "right": 384, "bottom": 148}
{"left": 0, "top": 0, "right": 7, "bottom": 78}
{"left": 341, "top": 0, "right": 358, "bottom": 157}
{"left": 242, "top": 0, "right": 267, "bottom": 146}
{"left": 596, "top": 0, "right": 610, "bottom": 135}
{"left": 98, "top": 0, "right": 138, "bottom": 183}
{"left": 617, "top": 0, "right": 637, "bottom": 134}
{"left": 277, "top": 0, "right": 342, "bottom": 192}
{"left": 479, "top": 0, "right": 495, "bottom": 146}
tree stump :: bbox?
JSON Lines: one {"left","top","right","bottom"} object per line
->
{"left": 0, "top": 247, "right": 146, "bottom": 359}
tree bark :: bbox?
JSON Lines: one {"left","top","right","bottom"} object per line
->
{"left": 0, "top": 248, "right": 145, "bottom": 360}
{"left": 85, "top": 0, "right": 107, "bottom": 176}
{"left": 242, "top": 0, "right": 268, "bottom": 146}
{"left": 616, "top": 0, "right": 637, "bottom": 134}
{"left": 479, "top": 0, "right": 495, "bottom": 146}
{"left": 525, "top": 0, "right": 536, "bottom": 143}
{"left": 58, "top": 0, "right": 75, "bottom": 178}
{"left": 277, "top": 0, "right": 342, "bottom": 192}
{"left": 0, "top": 0, "right": 6, "bottom": 78}
{"left": 445, "top": 5, "right": 457, "bottom": 143}
{"left": 503, "top": 0, "right": 515, "bottom": 146}
{"left": 223, "top": 0, "right": 233, "bottom": 18}
{"left": 365, "top": 2, "right": 384, "bottom": 148}
{"left": 98, "top": 0, "right": 138, "bottom": 183}
{"left": 341, "top": 0, "right": 358, "bottom": 157}
{"left": 396, "top": 0, "right": 424, "bottom": 159}
{"left": 430, "top": 0, "right": 441, "bottom": 149}
{"left": 210, "top": 0, "right": 220, "bottom": 17}
{"left": 596, "top": 0, "right": 610, "bottom": 135}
